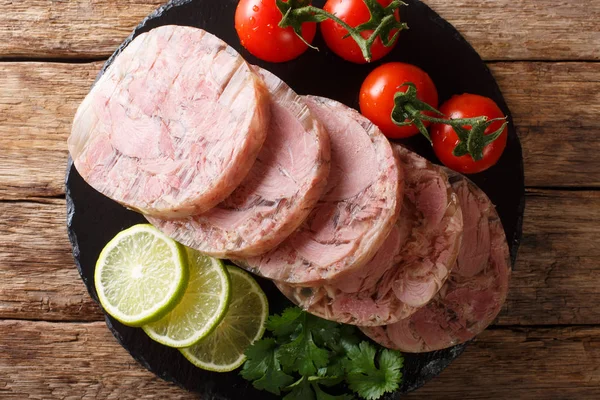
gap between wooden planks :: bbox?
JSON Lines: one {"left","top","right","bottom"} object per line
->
{"left": 0, "top": 320, "right": 597, "bottom": 399}
{"left": 1, "top": 0, "right": 598, "bottom": 61}
{"left": 0, "top": 191, "right": 598, "bottom": 325}
{"left": 0, "top": 61, "right": 599, "bottom": 202}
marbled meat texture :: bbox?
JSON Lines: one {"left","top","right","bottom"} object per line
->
{"left": 241, "top": 96, "right": 402, "bottom": 286}
{"left": 147, "top": 68, "right": 331, "bottom": 258}
{"left": 68, "top": 25, "right": 270, "bottom": 218}
{"left": 277, "top": 146, "right": 463, "bottom": 326}
{"left": 361, "top": 171, "right": 511, "bottom": 352}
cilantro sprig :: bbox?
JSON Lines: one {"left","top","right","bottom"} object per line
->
{"left": 241, "top": 307, "right": 404, "bottom": 400}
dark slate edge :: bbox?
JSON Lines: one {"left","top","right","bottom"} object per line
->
{"left": 64, "top": 0, "right": 526, "bottom": 397}
{"left": 409, "top": 0, "right": 525, "bottom": 267}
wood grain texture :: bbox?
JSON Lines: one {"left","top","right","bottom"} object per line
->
{"left": 0, "top": 320, "right": 193, "bottom": 399}
{"left": 409, "top": 326, "right": 600, "bottom": 399}
{"left": 0, "top": 190, "right": 597, "bottom": 325}
{"left": 0, "top": 320, "right": 598, "bottom": 399}
{"left": 491, "top": 62, "right": 600, "bottom": 187}
{"left": 0, "top": 0, "right": 163, "bottom": 59}
{"left": 0, "top": 199, "right": 103, "bottom": 322}
{"left": 0, "top": 61, "right": 598, "bottom": 201}
{"left": 498, "top": 190, "right": 600, "bottom": 325}
{"left": 2, "top": 0, "right": 599, "bottom": 60}
{"left": 0, "top": 62, "right": 100, "bottom": 199}
{"left": 426, "top": 0, "right": 600, "bottom": 61}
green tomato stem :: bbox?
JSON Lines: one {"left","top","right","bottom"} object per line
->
{"left": 277, "top": 1, "right": 408, "bottom": 63}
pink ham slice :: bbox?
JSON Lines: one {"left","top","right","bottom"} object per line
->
{"left": 146, "top": 68, "right": 331, "bottom": 258}
{"left": 68, "top": 25, "right": 270, "bottom": 218}
{"left": 277, "top": 146, "right": 463, "bottom": 326}
{"left": 361, "top": 171, "right": 511, "bottom": 352}
{"left": 240, "top": 96, "right": 402, "bottom": 286}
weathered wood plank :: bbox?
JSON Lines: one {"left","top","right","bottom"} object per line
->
{"left": 0, "top": 190, "right": 598, "bottom": 325}
{"left": 0, "top": 61, "right": 598, "bottom": 201}
{"left": 498, "top": 189, "right": 600, "bottom": 325}
{"left": 0, "top": 199, "right": 103, "bottom": 321}
{"left": 0, "top": 62, "right": 100, "bottom": 199}
{"left": 0, "top": 320, "right": 598, "bottom": 399}
{"left": 491, "top": 62, "right": 600, "bottom": 187}
{"left": 2, "top": 0, "right": 599, "bottom": 60}
{"left": 0, "top": 320, "right": 193, "bottom": 399}
{"left": 409, "top": 326, "right": 600, "bottom": 399}
{"left": 1, "top": 0, "right": 163, "bottom": 59}
{"left": 427, "top": 0, "right": 600, "bottom": 61}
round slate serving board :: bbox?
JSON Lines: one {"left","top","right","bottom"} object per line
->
{"left": 66, "top": 0, "right": 525, "bottom": 398}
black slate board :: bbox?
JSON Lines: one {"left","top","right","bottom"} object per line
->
{"left": 66, "top": 0, "right": 525, "bottom": 398}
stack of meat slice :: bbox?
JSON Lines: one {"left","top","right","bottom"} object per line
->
{"left": 69, "top": 25, "right": 511, "bottom": 354}
{"left": 276, "top": 147, "right": 464, "bottom": 326}
{"left": 361, "top": 171, "right": 511, "bottom": 352}
{"left": 69, "top": 25, "right": 271, "bottom": 218}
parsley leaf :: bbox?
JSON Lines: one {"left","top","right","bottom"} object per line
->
{"left": 240, "top": 338, "right": 294, "bottom": 395}
{"left": 283, "top": 377, "right": 316, "bottom": 400}
{"left": 276, "top": 312, "right": 340, "bottom": 376}
{"left": 344, "top": 342, "right": 404, "bottom": 400}
{"left": 307, "top": 313, "right": 341, "bottom": 349}
{"left": 277, "top": 317, "right": 331, "bottom": 376}
{"left": 267, "top": 307, "right": 304, "bottom": 340}
{"left": 312, "top": 382, "right": 355, "bottom": 400}
{"left": 241, "top": 308, "right": 404, "bottom": 400}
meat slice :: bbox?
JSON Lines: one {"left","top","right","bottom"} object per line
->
{"left": 240, "top": 96, "right": 402, "bottom": 286}
{"left": 361, "top": 172, "right": 511, "bottom": 352}
{"left": 68, "top": 25, "right": 270, "bottom": 218}
{"left": 277, "top": 146, "right": 463, "bottom": 326}
{"left": 146, "top": 68, "right": 331, "bottom": 258}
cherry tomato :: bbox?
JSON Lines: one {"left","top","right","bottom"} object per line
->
{"left": 321, "top": 0, "right": 401, "bottom": 64}
{"left": 235, "top": 0, "right": 317, "bottom": 63}
{"left": 359, "top": 62, "right": 438, "bottom": 138}
{"left": 431, "top": 94, "right": 508, "bottom": 174}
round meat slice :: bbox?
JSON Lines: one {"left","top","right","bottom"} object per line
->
{"left": 146, "top": 68, "right": 331, "bottom": 258}
{"left": 240, "top": 96, "right": 402, "bottom": 286}
{"left": 361, "top": 172, "right": 511, "bottom": 352}
{"left": 68, "top": 25, "right": 270, "bottom": 218}
{"left": 277, "top": 146, "right": 463, "bottom": 326}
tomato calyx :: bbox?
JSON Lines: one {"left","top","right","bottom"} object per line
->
{"left": 276, "top": 0, "right": 408, "bottom": 62}
{"left": 276, "top": 0, "right": 327, "bottom": 50}
{"left": 391, "top": 83, "right": 508, "bottom": 161}
{"left": 391, "top": 82, "right": 442, "bottom": 141}
{"left": 452, "top": 117, "right": 507, "bottom": 161}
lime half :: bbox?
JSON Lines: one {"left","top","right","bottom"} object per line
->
{"left": 94, "top": 224, "right": 189, "bottom": 327}
{"left": 181, "top": 266, "right": 268, "bottom": 372}
{"left": 142, "top": 249, "right": 231, "bottom": 348}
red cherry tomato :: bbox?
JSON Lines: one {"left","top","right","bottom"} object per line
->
{"left": 321, "top": 0, "right": 401, "bottom": 64}
{"left": 359, "top": 62, "right": 439, "bottom": 138}
{"left": 235, "top": 0, "right": 317, "bottom": 63}
{"left": 431, "top": 94, "right": 508, "bottom": 174}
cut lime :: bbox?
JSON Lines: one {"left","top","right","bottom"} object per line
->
{"left": 94, "top": 224, "right": 189, "bottom": 327}
{"left": 181, "top": 266, "right": 268, "bottom": 372}
{"left": 142, "top": 249, "right": 231, "bottom": 348}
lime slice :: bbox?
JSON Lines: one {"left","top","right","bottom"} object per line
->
{"left": 142, "top": 249, "right": 231, "bottom": 348}
{"left": 94, "top": 224, "right": 189, "bottom": 327}
{"left": 181, "top": 266, "right": 268, "bottom": 372}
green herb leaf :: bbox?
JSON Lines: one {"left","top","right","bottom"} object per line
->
{"left": 241, "top": 338, "right": 295, "bottom": 395}
{"left": 313, "top": 381, "right": 355, "bottom": 400}
{"left": 344, "top": 342, "right": 404, "bottom": 400}
{"left": 277, "top": 317, "right": 331, "bottom": 376}
{"left": 306, "top": 313, "right": 341, "bottom": 349}
{"left": 267, "top": 307, "right": 304, "bottom": 340}
{"left": 241, "top": 308, "right": 404, "bottom": 400}
{"left": 284, "top": 377, "right": 316, "bottom": 400}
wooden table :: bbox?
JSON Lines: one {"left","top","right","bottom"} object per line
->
{"left": 1, "top": 0, "right": 598, "bottom": 398}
